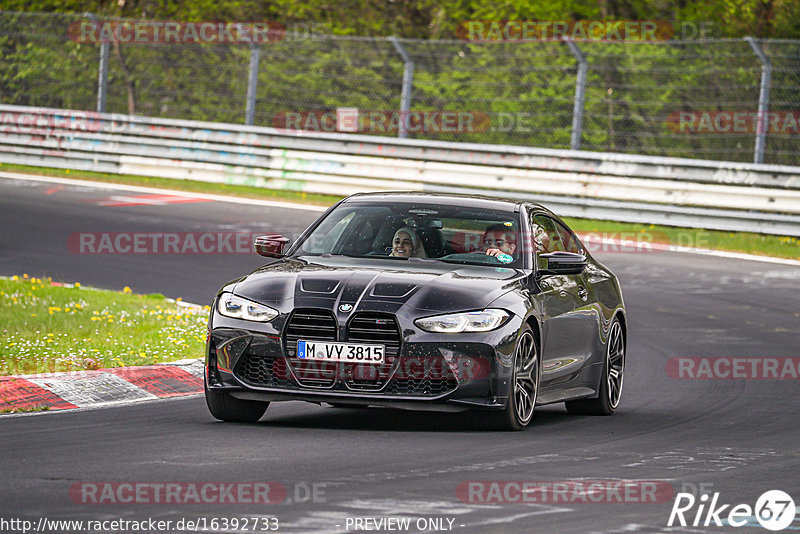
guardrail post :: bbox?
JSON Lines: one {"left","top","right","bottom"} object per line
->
{"left": 745, "top": 37, "right": 771, "bottom": 164}
{"left": 245, "top": 43, "right": 261, "bottom": 125}
{"left": 565, "top": 39, "right": 587, "bottom": 151}
{"left": 87, "top": 13, "right": 109, "bottom": 113}
{"left": 389, "top": 37, "right": 414, "bottom": 138}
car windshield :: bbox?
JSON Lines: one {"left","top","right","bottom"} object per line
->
{"left": 294, "top": 201, "right": 523, "bottom": 268}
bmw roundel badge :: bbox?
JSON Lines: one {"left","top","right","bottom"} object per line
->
{"left": 339, "top": 303, "right": 353, "bottom": 313}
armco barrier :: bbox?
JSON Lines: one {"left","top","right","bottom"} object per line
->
{"left": 2, "top": 104, "right": 800, "bottom": 236}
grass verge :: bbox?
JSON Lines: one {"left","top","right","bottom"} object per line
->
{"left": 563, "top": 219, "right": 799, "bottom": 260}
{"left": 1, "top": 162, "right": 798, "bottom": 260}
{"left": 0, "top": 404, "right": 50, "bottom": 414}
{"left": 0, "top": 275, "right": 209, "bottom": 375}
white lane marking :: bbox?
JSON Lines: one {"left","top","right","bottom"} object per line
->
{"left": 621, "top": 448, "right": 777, "bottom": 472}
{"left": 95, "top": 194, "right": 210, "bottom": 206}
{"left": 163, "top": 358, "right": 205, "bottom": 377}
{"left": 580, "top": 233, "right": 800, "bottom": 267}
{"left": 0, "top": 171, "right": 326, "bottom": 212}
{"left": 26, "top": 371, "right": 157, "bottom": 407}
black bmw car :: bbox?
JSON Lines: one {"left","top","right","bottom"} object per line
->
{"left": 205, "top": 192, "right": 626, "bottom": 430}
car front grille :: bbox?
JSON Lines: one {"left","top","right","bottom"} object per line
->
{"left": 342, "top": 312, "right": 401, "bottom": 391}
{"left": 283, "top": 309, "right": 339, "bottom": 387}
{"left": 233, "top": 309, "right": 458, "bottom": 397}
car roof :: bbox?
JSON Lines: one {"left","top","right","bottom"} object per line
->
{"left": 342, "top": 191, "right": 551, "bottom": 214}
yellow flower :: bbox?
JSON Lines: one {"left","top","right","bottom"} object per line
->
{"left": 123, "top": 286, "right": 132, "bottom": 293}
{"left": 75, "top": 282, "right": 81, "bottom": 288}
{"left": 23, "top": 274, "right": 28, "bottom": 278}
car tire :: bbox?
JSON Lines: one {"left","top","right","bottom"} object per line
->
{"left": 205, "top": 378, "right": 269, "bottom": 423}
{"left": 565, "top": 318, "right": 625, "bottom": 416}
{"left": 494, "top": 325, "right": 539, "bottom": 431}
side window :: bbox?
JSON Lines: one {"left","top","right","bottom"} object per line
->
{"left": 531, "top": 215, "right": 565, "bottom": 253}
{"left": 553, "top": 220, "right": 584, "bottom": 254}
{"left": 304, "top": 210, "right": 356, "bottom": 253}
{"left": 339, "top": 217, "right": 377, "bottom": 254}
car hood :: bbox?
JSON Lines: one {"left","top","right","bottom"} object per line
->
{"left": 231, "top": 256, "right": 523, "bottom": 313}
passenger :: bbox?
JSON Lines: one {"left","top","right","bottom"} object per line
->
{"left": 532, "top": 224, "right": 551, "bottom": 253}
{"left": 390, "top": 227, "right": 427, "bottom": 258}
{"left": 482, "top": 223, "right": 517, "bottom": 258}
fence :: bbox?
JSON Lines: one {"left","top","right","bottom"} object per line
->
{"left": 1, "top": 11, "right": 800, "bottom": 166}
{"left": 2, "top": 104, "right": 800, "bottom": 236}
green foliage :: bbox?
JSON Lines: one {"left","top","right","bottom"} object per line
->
{"left": 0, "top": 275, "right": 208, "bottom": 374}
{"left": 4, "top": 0, "right": 800, "bottom": 38}
{"left": 0, "top": 5, "right": 799, "bottom": 164}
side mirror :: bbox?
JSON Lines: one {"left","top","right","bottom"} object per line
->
{"left": 538, "top": 251, "right": 587, "bottom": 276}
{"left": 254, "top": 234, "right": 290, "bottom": 258}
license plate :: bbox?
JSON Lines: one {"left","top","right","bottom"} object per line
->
{"left": 296, "top": 340, "right": 385, "bottom": 364}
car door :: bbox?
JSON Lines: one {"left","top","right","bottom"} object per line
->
{"left": 531, "top": 213, "right": 597, "bottom": 386}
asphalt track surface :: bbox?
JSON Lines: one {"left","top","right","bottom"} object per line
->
{"left": 1, "top": 174, "right": 799, "bottom": 534}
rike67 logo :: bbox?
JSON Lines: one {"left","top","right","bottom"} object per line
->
{"left": 668, "top": 490, "right": 796, "bottom": 531}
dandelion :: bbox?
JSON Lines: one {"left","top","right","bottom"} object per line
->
{"left": 123, "top": 286, "right": 132, "bottom": 294}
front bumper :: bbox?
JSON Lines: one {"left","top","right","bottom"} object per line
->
{"left": 205, "top": 313, "right": 520, "bottom": 411}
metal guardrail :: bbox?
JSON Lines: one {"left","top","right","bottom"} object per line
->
{"left": 2, "top": 104, "right": 800, "bottom": 236}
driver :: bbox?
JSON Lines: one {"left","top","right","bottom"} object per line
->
{"left": 390, "top": 227, "right": 427, "bottom": 258}
{"left": 481, "top": 223, "right": 517, "bottom": 258}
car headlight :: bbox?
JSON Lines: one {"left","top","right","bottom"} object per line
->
{"left": 216, "top": 293, "right": 278, "bottom": 322}
{"left": 415, "top": 309, "right": 509, "bottom": 333}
